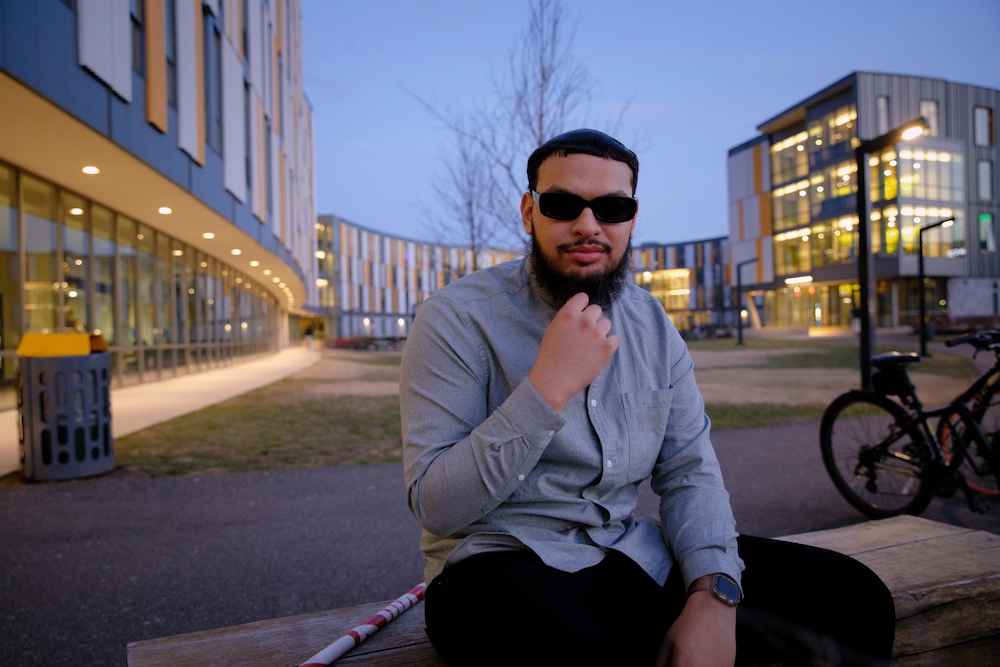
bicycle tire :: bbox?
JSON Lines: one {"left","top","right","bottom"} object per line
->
{"left": 940, "top": 378, "right": 1000, "bottom": 495}
{"left": 821, "top": 391, "right": 933, "bottom": 518}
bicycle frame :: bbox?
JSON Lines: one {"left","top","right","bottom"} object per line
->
{"left": 876, "top": 363, "right": 998, "bottom": 496}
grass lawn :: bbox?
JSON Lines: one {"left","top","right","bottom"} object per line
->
{"left": 97, "top": 336, "right": 976, "bottom": 478}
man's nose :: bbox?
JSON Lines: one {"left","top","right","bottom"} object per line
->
{"left": 570, "top": 206, "right": 602, "bottom": 236}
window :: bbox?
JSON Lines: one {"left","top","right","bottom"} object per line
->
{"left": 975, "top": 107, "right": 994, "bottom": 147}
{"left": 771, "top": 179, "right": 810, "bottom": 231}
{"left": 245, "top": 83, "right": 252, "bottom": 187}
{"left": 920, "top": 100, "right": 938, "bottom": 137}
{"left": 165, "top": 0, "right": 178, "bottom": 107}
{"left": 810, "top": 159, "right": 856, "bottom": 217}
{"left": 876, "top": 96, "right": 890, "bottom": 135}
{"left": 979, "top": 160, "right": 994, "bottom": 201}
{"left": 807, "top": 104, "right": 857, "bottom": 167}
{"left": 770, "top": 131, "right": 808, "bottom": 186}
{"left": 130, "top": 0, "right": 145, "bottom": 76}
{"left": 896, "top": 147, "right": 964, "bottom": 203}
{"left": 202, "top": 9, "right": 223, "bottom": 153}
{"left": 981, "top": 214, "right": 997, "bottom": 252}
{"left": 774, "top": 229, "right": 812, "bottom": 275}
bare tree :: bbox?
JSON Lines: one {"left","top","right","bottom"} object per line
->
{"left": 413, "top": 0, "right": 629, "bottom": 249}
{"left": 423, "top": 126, "right": 500, "bottom": 272}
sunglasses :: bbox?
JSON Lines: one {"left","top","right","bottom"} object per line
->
{"left": 530, "top": 190, "right": 637, "bottom": 224}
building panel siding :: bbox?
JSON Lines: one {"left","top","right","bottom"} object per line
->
{"left": 78, "top": 0, "right": 132, "bottom": 102}
{"left": 175, "top": 0, "right": 204, "bottom": 163}
{"left": 144, "top": 0, "right": 169, "bottom": 132}
{"left": 221, "top": 38, "right": 245, "bottom": 201}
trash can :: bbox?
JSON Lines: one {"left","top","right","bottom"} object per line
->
{"left": 16, "top": 334, "right": 113, "bottom": 481}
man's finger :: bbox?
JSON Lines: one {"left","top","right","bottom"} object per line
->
{"left": 565, "top": 292, "right": 590, "bottom": 311}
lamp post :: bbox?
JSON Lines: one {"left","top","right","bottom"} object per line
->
{"left": 854, "top": 116, "right": 929, "bottom": 391}
{"left": 735, "top": 258, "right": 756, "bottom": 346}
{"left": 918, "top": 217, "right": 955, "bottom": 357}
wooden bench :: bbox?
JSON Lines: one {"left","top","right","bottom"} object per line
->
{"left": 127, "top": 516, "right": 1000, "bottom": 666}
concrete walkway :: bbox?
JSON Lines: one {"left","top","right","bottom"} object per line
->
{"left": 0, "top": 346, "right": 321, "bottom": 478}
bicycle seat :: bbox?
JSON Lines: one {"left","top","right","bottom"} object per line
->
{"left": 871, "top": 352, "right": 921, "bottom": 369}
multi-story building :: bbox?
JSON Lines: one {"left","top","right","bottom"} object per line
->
{"left": 313, "top": 215, "right": 520, "bottom": 340}
{"left": 0, "top": 0, "right": 315, "bottom": 388}
{"left": 632, "top": 237, "right": 730, "bottom": 333}
{"left": 728, "top": 72, "right": 999, "bottom": 331}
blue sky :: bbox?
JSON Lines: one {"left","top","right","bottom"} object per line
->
{"left": 301, "top": 1, "right": 1000, "bottom": 246}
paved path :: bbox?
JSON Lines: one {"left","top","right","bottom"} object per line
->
{"left": 0, "top": 346, "right": 320, "bottom": 477}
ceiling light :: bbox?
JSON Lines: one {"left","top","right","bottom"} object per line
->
{"left": 272, "top": 277, "right": 280, "bottom": 283}
{"left": 231, "top": 249, "right": 242, "bottom": 255}
{"left": 69, "top": 207, "right": 84, "bottom": 215}
{"left": 202, "top": 232, "right": 215, "bottom": 239}
{"left": 172, "top": 249, "right": 183, "bottom": 256}
{"left": 250, "top": 260, "right": 259, "bottom": 267}
{"left": 263, "top": 269, "right": 272, "bottom": 275}
{"left": 82, "top": 166, "right": 100, "bottom": 175}
{"left": 159, "top": 207, "right": 172, "bottom": 215}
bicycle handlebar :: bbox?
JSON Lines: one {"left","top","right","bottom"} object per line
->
{"left": 944, "top": 329, "right": 1000, "bottom": 350}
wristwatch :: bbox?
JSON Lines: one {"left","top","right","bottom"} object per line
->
{"left": 688, "top": 573, "right": 741, "bottom": 607}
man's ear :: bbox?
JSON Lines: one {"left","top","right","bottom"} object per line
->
{"left": 629, "top": 199, "right": 638, "bottom": 239}
{"left": 520, "top": 191, "right": 534, "bottom": 235}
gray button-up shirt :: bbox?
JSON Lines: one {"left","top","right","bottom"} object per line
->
{"left": 401, "top": 258, "right": 743, "bottom": 589}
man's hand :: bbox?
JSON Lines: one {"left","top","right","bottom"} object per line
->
{"left": 528, "top": 292, "right": 620, "bottom": 413}
{"left": 655, "top": 590, "right": 737, "bottom": 667}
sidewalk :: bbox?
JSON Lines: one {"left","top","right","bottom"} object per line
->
{"left": 0, "top": 346, "right": 321, "bottom": 478}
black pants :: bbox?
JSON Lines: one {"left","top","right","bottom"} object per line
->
{"left": 424, "top": 535, "right": 895, "bottom": 667}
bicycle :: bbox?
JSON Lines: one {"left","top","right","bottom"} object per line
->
{"left": 820, "top": 330, "right": 1000, "bottom": 519}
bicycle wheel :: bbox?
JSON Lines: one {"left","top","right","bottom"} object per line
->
{"left": 821, "top": 391, "right": 933, "bottom": 518}
{"left": 940, "top": 381, "right": 1000, "bottom": 495}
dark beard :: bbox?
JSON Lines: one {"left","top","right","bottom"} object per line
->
{"left": 529, "top": 235, "right": 632, "bottom": 310}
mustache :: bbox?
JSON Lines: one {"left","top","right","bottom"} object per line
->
{"left": 557, "top": 238, "right": 612, "bottom": 252}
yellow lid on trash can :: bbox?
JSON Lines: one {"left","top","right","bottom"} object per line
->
{"left": 16, "top": 333, "right": 108, "bottom": 357}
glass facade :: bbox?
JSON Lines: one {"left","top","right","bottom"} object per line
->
{"left": 0, "top": 160, "right": 279, "bottom": 394}
{"left": 770, "top": 131, "right": 808, "bottom": 186}
{"left": 808, "top": 104, "right": 857, "bottom": 169}
{"left": 766, "top": 283, "right": 857, "bottom": 328}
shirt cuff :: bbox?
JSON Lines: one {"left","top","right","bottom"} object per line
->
{"left": 680, "top": 547, "right": 744, "bottom": 593}
{"left": 496, "top": 378, "right": 566, "bottom": 448}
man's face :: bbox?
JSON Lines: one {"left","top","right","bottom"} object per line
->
{"left": 520, "top": 153, "right": 636, "bottom": 305}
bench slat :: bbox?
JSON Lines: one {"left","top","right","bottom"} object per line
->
{"left": 126, "top": 601, "right": 445, "bottom": 667}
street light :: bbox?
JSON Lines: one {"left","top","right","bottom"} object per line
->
{"left": 917, "top": 217, "right": 955, "bottom": 357}
{"left": 854, "top": 116, "right": 929, "bottom": 391}
{"left": 735, "top": 258, "right": 756, "bottom": 346}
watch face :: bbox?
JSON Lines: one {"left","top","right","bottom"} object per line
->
{"left": 715, "top": 575, "right": 740, "bottom": 603}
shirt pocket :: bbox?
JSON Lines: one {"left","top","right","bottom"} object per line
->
{"left": 621, "top": 388, "right": 674, "bottom": 481}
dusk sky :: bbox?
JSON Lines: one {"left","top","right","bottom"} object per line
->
{"left": 301, "top": 1, "right": 1000, "bottom": 248}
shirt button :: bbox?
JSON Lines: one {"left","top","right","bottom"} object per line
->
{"left": 606, "top": 459, "right": 613, "bottom": 468}
{"left": 590, "top": 399, "right": 597, "bottom": 407}
{"left": 546, "top": 430, "right": 555, "bottom": 437}
{"left": 518, "top": 474, "right": 525, "bottom": 481}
